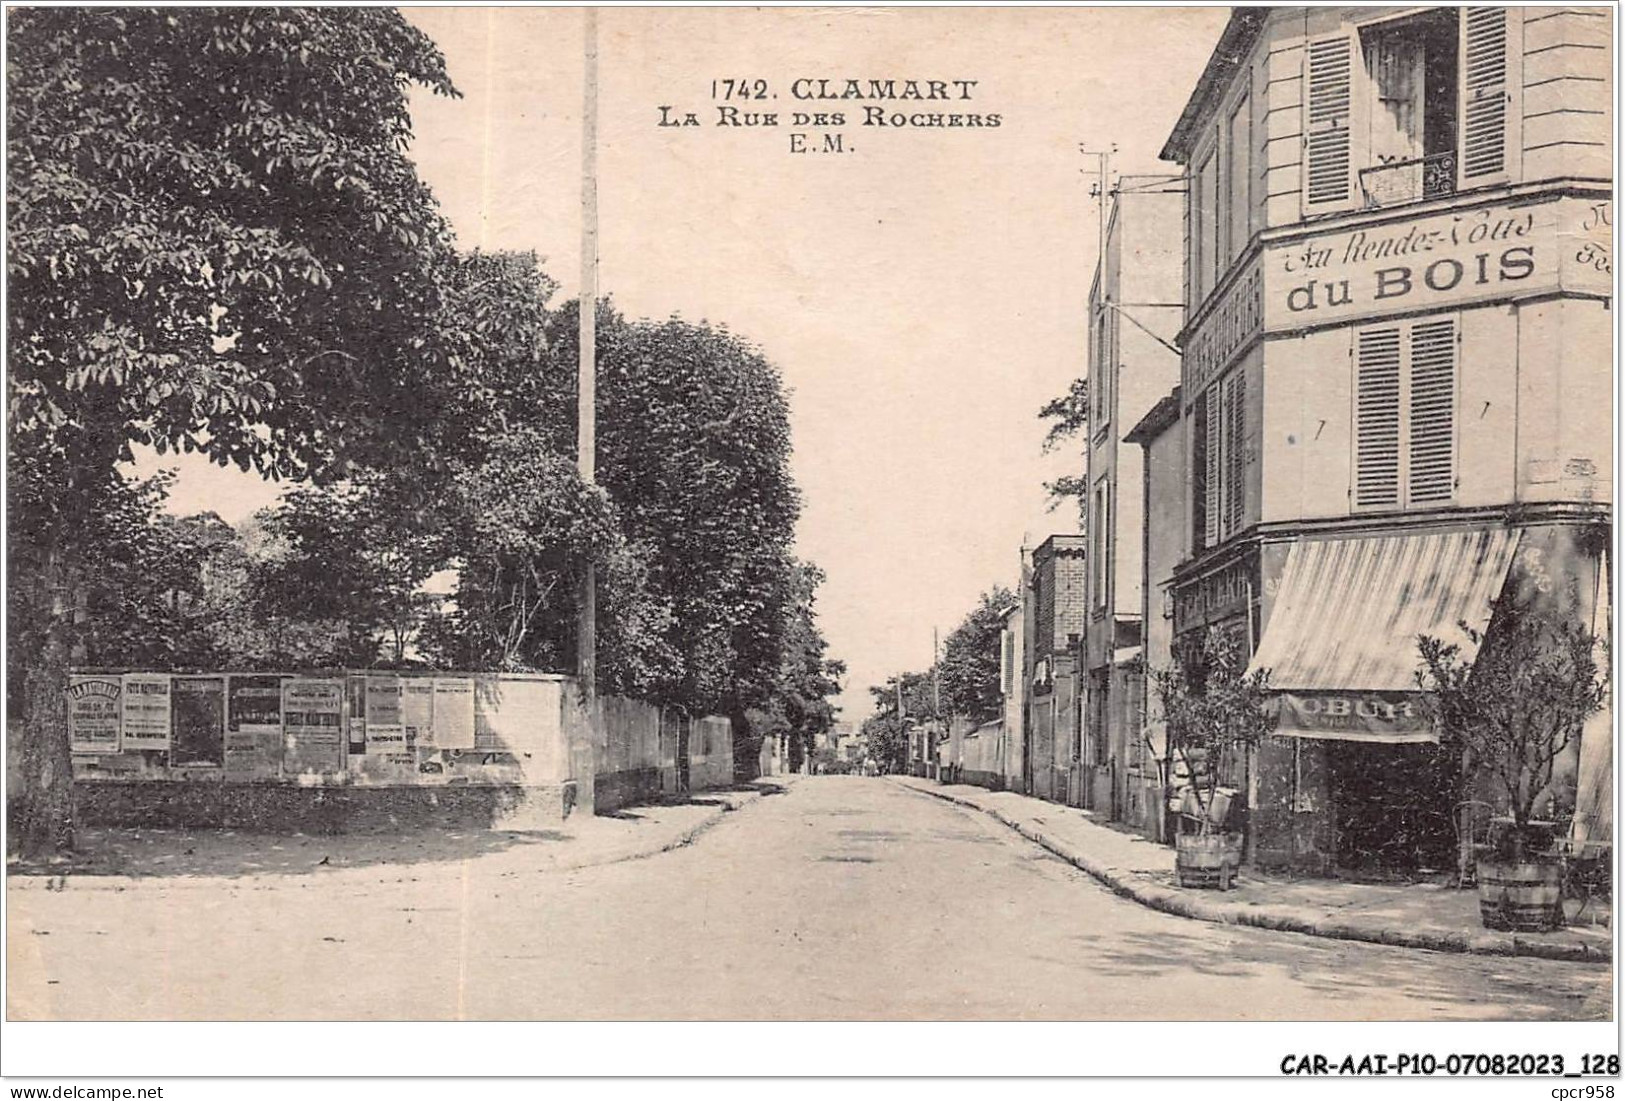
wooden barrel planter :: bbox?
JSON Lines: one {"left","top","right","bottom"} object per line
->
{"left": 1476, "top": 860, "right": 1564, "bottom": 931}
{"left": 1176, "top": 832, "right": 1243, "bottom": 890}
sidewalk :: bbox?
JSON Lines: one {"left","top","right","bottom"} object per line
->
{"left": 895, "top": 775, "right": 1611, "bottom": 965}
{"left": 7, "top": 778, "right": 788, "bottom": 892}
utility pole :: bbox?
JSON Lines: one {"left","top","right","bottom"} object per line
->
{"left": 932, "top": 627, "right": 940, "bottom": 720}
{"left": 932, "top": 627, "right": 942, "bottom": 781}
{"left": 577, "top": 8, "right": 599, "bottom": 702}
{"left": 1079, "top": 143, "right": 1116, "bottom": 264}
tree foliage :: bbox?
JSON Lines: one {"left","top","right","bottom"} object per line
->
{"left": 1038, "top": 376, "right": 1089, "bottom": 525}
{"left": 757, "top": 562, "right": 846, "bottom": 771}
{"left": 938, "top": 585, "right": 1015, "bottom": 721}
{"left": 553, "top": 304, "right": 803, "bottom": 718}
{"left": 7, "top": 7, "right": 461, "bottom": 857}
{"left": 861, "top": 670, "right": 937, "bottom": 773}
{"left": 1416, "top": 592, "right": 1609, "bottom": 857}
{"left": 6, "top": 10, "right": 839, "bottom": 856}
{"left": 1154, "top": 628, "right": 1273, "bottom": 835}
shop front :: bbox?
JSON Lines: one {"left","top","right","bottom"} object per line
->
{"left": 1244, "top": 521, "right": 1610, "bottom": 876}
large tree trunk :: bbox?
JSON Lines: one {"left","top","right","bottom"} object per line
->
{"left": 11, "top": 543, "right": 77, "bottom": 860}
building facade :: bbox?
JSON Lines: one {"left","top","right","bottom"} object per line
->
{"left": 1025, "top": 534, "right": 1088, "bottom": 803}
{"left": 997, "top": 599, "right": 1027, "bottom": 792}
{"left": 1124, "top": 386, "right": 1185, "bottom": 843}
{"left": 1081, "top": 175, "right": 1187, "bottom": 819}
{"left": 1160, "top": 6, "right": 1612, "bottom": 872}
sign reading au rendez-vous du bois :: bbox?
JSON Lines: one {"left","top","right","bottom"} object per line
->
{"left": 1265, "top": 195, "right": 1610, "bottom": 332}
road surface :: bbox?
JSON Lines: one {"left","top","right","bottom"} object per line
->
{"left": 7, "top": 775, "right": 1611, "bottom": 1020}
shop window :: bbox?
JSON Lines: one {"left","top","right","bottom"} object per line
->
{"left": 1354, "top": 317, "right": 1458, "bottom": 509}
{"left": 1305, "top": 8, "right": 1512, "bottom": 213}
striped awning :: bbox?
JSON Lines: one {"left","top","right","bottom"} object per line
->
{"left": 1249, "top": 527, "right": 1522, "bottom": 694}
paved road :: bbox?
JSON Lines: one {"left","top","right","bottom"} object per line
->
{"left": 8, "top": 776, "right": 1611, "bottom": 1020}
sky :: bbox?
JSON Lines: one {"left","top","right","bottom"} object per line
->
{"left": 138, "top": 5, "right": 1230, "bottom": 719}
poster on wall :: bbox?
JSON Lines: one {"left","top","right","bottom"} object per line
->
{"left": 402, "top": 678, "right": 435, "bottom": 750}
{"left": 473, "top": 678, "right": 504, "bottom": 752}
{"left": 225, "top": 675, "right": 285, "bottom": 779}
{"left": 67, "top": 674, "right": 122, "bottom": 755}
{"left": 170, "top": 676, "right": 226, "bottom": 767}
{"left": 346, "top": 675, "right": 368, "bottom": 758}
{"left": 283, "top": 677, "right": 345, "bottom": 775}
{"left": 120, "top": 673, "right": 172, "bottom": 751}
{"left": 431, "top": 677, "right": 476, "bottom": 750}
{"left": 363, "top": 676, "right": 413, "bottom": 779}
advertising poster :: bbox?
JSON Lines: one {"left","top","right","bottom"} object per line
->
{"left": 170, "top": 676, "right": 226, "bottom": 767}
{"left": 363, "top": 676, "right": 413, "bottom": 780}
{"left": 282, "top": 677, "right": 345, "bottom": 775}
{"left": 67, "top": 674, "right": 122, "bottom": 755}
{"left": 225, "top": 674, "right": 285, "bottom": 779}
{"left": 120, "top": 672, "right": 172, "bottom": 751}
{"left": 473, "top": 677, "right": 504, "bottom": 752}
{"left": 402, "top": 678, "right": 435, "bottom": 750}
{"left": 431, "top": 676, "right": 476, "bottom": 750}
{"left": 346, "top": 674, "right": 368, "bottom": 758}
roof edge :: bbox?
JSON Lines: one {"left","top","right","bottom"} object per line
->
{"left": 1159, "top": 8, "right": 1272, "bottom": 164}
{"left": 1125, "top": 387, "right": 1183, "bottom": 445}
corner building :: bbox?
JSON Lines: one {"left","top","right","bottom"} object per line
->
{"left": 1160, "top": 6, "right": 1612, "bottom": 874}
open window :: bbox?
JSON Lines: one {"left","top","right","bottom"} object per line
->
{"left": 1304, "top": 8, "right": 1516, "bottom": 215}
{"left": 1358, "top": 8, "right": 1460, "bottom": 206}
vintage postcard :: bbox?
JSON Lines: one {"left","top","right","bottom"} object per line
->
{"left": 3, "top": 2, "right": 1617, "bottom": 1087}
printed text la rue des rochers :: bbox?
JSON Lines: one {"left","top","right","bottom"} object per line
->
{"left": 657, "top": 78, "right": 999, "bottom": 155}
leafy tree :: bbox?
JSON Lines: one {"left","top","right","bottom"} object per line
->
{"left": 549, "top": 303, "right": 802, "bottom": 722}
{"left": 1038, "top": 377, "right": 1089, "bottom": 525}
{"left": 762, "top": 562, "right": 845, "bottom": 773}
{"left": 1154, "top": 628, "right": 1273, "bottom": 836}
{"left": 938, "top": 585, "right": 1016, "bottom": 721}
{"left": 862, "top": 670, "right": 936, "bottom": 773}
{"left": 7, "top": 8, "right": 460, "bottom": 857}
{"left": 252, "top": 479, "right": 443, "bottom": 666}
{"left": 197, "top": 512, "right": 359, "bottom": 670}
{"left": 1417, "top": 592, "right": 1609, "bottom": 861}
{"left": 7, "top": 469, "right": 208, "bottom": 684}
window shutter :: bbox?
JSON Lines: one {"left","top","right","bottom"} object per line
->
{"left": 1191, "top": 394, "right": 1209, "bottom": 553}
{"left": 1304, "top": 35, "right": 1355, "bottom": 209}
{"left": 1355, "top": 327, "right": 1402, "bottom": 507}
{"left": 1205, "top": 390, "right": 1222, "bottom": 547}
{"left": 1226, "top": 371, "right": 1247, "bottom": 535}
{"left": 1408, "top": 318, "right": 1457, "bottom": 505}
{"left": 1460, "top": 7, "right": 1512, "bottom": 182}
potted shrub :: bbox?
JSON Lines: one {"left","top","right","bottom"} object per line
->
{"left": 1155, "top": 628, "right": 1274, "bottom": 890}
{"left": 1417, "top": 591, "right": 1608, "bottom": 932}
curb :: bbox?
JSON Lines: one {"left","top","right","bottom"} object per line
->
{"left": 897, "top": 779, "right": 1611, "bottom": 966}
{"left": 6, "top": 783, "right": 772, "bottom": 893}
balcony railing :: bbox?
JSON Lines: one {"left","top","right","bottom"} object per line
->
{"left": 1359, "top": 152, "right": 1457, "bottom": 209}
